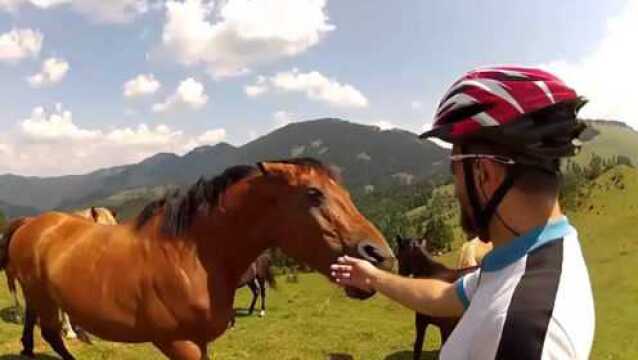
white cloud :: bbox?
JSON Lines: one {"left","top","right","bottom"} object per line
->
{"left": 273, "top": 110, "right": 295, "bottom": 128}
{"left": 0, "top": 0, "right": 150, "bottom": 24}
{"left": 196, "top": 128, "right": 226, "bottom": 144}
{"left": 72, "top": 0, "right": 150, "bottom": 24}
{"left": 182, "top": 128, "right": 227, "bottom": 150}
{"left": 152, "top": 77, "right": 209, "bottom": 113}
{"left": 411, "top": 100, "right": 423, "bottom": 111}
{"left": 161, "top": 0, "right": 334, "bottom": 78}
{"left": 21, "top": 104, "right": 100, "bottom": 142}
{"left": 246, "top": 69, "right": 369, "bottom": 108}
{"left": 0, "top": 104, "right": 228, "bottom": 176}
{"left": 0, "top": 0, "right": 68, "bottom": 12}
{"left": 0, "top": 142, "right": 13, "bottom": 155}
{"left": 27, "top": 57, "right": 70, "bottom": 88}
{"left": 540, "top": 0, "right": 638, "bottom": 129}
{"left": 105, "top": 124, "right": 182, "bottom": 146}
{"left": 374, "top": 121, "right": 397, "bottom": 131}
{"left": 0, "top": 28, "right": 43, "bottom": 64}
{"left": 244, "top": 75, "right": 267, "bottom": 97}
{"left": 123, "top": 73, "right": 161, "bottom": 97}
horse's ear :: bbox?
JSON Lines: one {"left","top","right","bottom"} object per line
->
{"left": 109, "top": 208, "right": 118, "bottom": 219}
{"left": 395, "top": 235, "right": 405, "bottom": 249}
{"left": 90, "top": 207, "right": 99, "bottom": 221}
{"left": 257, "top": 162, "right": 297, "bottom": 177}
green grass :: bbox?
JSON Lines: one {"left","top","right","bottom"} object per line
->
{"left": 1, "top": 166, "right": 637, "bottom": 359}
{"left": 567, "top": 166, "right": 638, "bottom": 360}
{"left": 575, "top": 123, "right": 638, "bottom": 165}
{"left": 0, "top": 274, "right": 440, "bottom": 359}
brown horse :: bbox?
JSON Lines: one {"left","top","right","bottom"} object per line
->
{"left": 0, "top": 208, "right": 118, "bottom": 343}
{"left": 229, "top": 253, "right": 276, "bottom": 327}
{"left": 395, "top": 235, "right": 477, "bottom": 360}
{"left": 1, "top": 158, "right": 395, "bottom": 360}
{"left": 62, "top": 207, "right": 118, "bottom": 343}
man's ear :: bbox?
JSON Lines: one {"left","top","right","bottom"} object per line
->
{"left": 475, "top": 159, "right": 504, "bottom": 194}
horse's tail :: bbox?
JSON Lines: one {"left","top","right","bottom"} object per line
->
{"left": 0, "top": 217, "right": 31, "bottom": 271}
{"left": 264, "top": 264, "right": 277, "bottom": 290}
{"left": 6, "top": 268, "right": 17, "bottom": 294}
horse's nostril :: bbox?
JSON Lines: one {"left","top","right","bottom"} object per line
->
{"left": 357, "top": 242, "right": 387, "bottom": 265}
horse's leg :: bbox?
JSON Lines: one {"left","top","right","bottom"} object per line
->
{"left": 258, "top": 277, "right": 266, "bottom": 317}
{"left": 154, "top": 340, "right": 206, "bottom": 360}
{"left": 413, "top": 314, "right": 427, "bottom": 360}
{"left": 20, "top": 302, "right": 36, "bottom": 358}
{"left": 73, "top": 322, "right": 93, "bottom": 345}
{"left": 439, "top": 319, "right": 457, "bottom": 345}
{"left": 38, "top": 304, "right": 75, "bottom": 360}
{"left": 61, "top": 311, "right": 77, "bottom": 339}
{"left": 247, "top": 280, "right": 258, "bottom": 315}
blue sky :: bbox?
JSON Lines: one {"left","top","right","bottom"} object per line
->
{"left": 0, "top": 0, "right": 634, "bottom": 176}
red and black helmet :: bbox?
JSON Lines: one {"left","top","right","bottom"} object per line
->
{"left": 420, "top": 66, "right": 588, "bottom": 162}
{"left": 421, "top": 66, "right": 590, "bottom": 242}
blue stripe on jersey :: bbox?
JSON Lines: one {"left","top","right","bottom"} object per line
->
{"left": 456, "top": 277, "right": 471, "bottom": 309}
{"left": 482, "top": 216, "right": 571, "bottom": 272}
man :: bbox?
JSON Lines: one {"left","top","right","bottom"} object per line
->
{"left": 331, "top": 66, "right": 595, "bottom": 359}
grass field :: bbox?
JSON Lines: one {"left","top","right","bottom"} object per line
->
{"left": 0, "top": 167, "right": 637, "bottom": 359}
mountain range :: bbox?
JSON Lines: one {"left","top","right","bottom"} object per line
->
{"left": 0, "top": 118, "right": 449, "bottom": 217}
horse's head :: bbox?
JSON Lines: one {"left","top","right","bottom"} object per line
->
{"left": 256, "top": 158, "right": 395, "bottom": 300}
{"left": 396, "top": 235, "right": 428, "bottom": 277}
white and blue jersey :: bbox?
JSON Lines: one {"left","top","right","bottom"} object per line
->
{"left": 441, "top": 216, "right": 595, "bottom": 359}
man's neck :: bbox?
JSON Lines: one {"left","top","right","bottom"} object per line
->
{"left": 488, "top": 198, "right": 563, "bottom": 248}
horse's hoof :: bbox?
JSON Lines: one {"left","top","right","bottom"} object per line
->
{"left": 78, "top": 333, "right": 92, "bottom": 345}
{"left": 20, "top": 350, "right": 35, "bottom": 358}
{"left": 259, "top": 310, "right": 265, "bottom": 317}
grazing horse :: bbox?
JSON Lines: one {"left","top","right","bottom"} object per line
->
{"left": 0, "top": 158, "right": 395, "bottom": 360}
{"left": 395, "top": 235, "right": 477, "bottom": 360}
{"left": 229, "top": 253, "right": 276, "bottom": 327}
{"left": 456, "top": 237, "right": 492, "bottom": 268}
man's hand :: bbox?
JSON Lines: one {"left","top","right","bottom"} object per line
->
{"left": 331, "top": 255, "right": 465, "bottom": 318}
{"left": 330, "top": 255, "right": 380, "bottom": 292}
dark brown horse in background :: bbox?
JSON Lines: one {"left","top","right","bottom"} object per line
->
{"left": 396, "top": 235, "right": 477, "bottom": 360}
{"left": 1, "top": 158, "right": 395, "bottom": 360}
{"left": 230, "top": 253, "right": 276, "bottom": 327}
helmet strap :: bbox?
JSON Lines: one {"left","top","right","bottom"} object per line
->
{"left": 461, "top": 145, "right": 519, "bottom": 242}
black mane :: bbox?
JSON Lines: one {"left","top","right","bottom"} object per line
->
{"left": 135, "top": 157, "right": 335, "bottom": 236}
{"left": 136, "top": 165, "right": 258, "bottom": 236}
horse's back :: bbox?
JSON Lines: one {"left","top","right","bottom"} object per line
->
{"left": 8, "top": 212, "right": 106, "bottom": 282}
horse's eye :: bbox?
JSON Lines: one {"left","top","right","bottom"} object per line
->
{"left": 306, "top": 187, "right": 324, "bottom": 206}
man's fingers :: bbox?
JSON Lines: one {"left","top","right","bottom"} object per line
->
{"left": 331, "top": 271, "right": 351, "bottom": 279}
{"left": 334, "top": 278, "right": 356, "bottom": 288}
{"left": 330, "top": 264, "right": 352, "bottom": 272}
{"left": 337, "top": 255, "right": 359, "bottom": 264}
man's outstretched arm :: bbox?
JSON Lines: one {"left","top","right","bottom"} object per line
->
{"left": 330, "top": 256, "right": 465, "bottom": 317}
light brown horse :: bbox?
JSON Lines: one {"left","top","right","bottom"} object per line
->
{"left": 1, "top": 207, "right": 118, "bottom": 327}
{"left": 456, "top": 237, "right": 493, "bottom": 268}
{"left": 73, "top": 207, "right": 118, "bottom": 226}
{"left": 1, "top": 158, "right": 395, "bottom": 360}
{"left": 62, "top": 207, "right": 118, "bottom": 343}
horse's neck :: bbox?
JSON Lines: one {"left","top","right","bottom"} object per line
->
{"left": 190, "top": 204, "right": 273, "bottom": 291}
{"left": 414, "top": 251, "right": 452, "bottom": 278}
